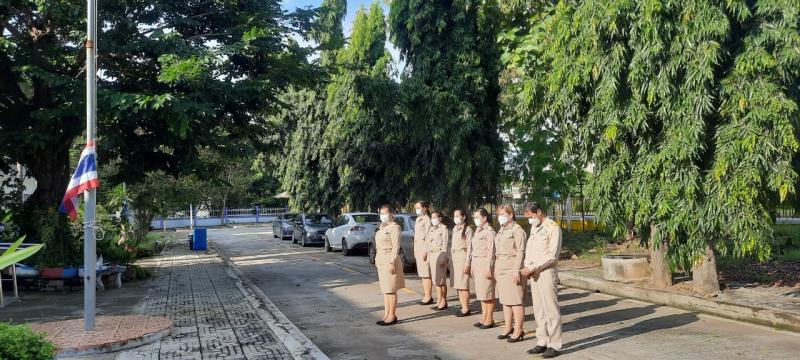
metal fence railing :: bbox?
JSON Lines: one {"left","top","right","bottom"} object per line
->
{"left": 156, "top": 206, "right": 288, "bottom": 221}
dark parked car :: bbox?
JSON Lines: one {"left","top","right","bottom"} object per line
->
{"left": 273, "top": 212, "right": 298, "bottom": 240}
{"left": 292, "top": 213, "right": 334, "bottom": 247}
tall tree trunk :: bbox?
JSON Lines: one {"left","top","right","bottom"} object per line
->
{"left": 691, "top": 243, "right": 721, "bottom": 296}
{"left": 648, "top": 224, "right": 673, "bottom": 288}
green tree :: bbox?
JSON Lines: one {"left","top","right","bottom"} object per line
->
{"left": 0, "top": 0, "right": 315, "bottom": 235}
{"left": 323, "top": 4, "right": 407, "bottom": 211}
{"left": 275, "top": 86, "right": 342, "bottom": 214}
{"left": 389, "top": 0, "right": 505, "bottom": 211}
{"left": 504, "top": 0, "right": 800, "bottom": 294}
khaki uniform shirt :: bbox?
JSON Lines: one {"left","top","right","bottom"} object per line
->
{"left": 414, "top": 215, "right": 431, "bottom": 249}
{"left": 470, "top": 222, "right": 496, "bottom": 267}
{"left": 451, "top": 224, "right": 473, "bottom": 257}
{"left": 427, "top": 223, "right": 450, "bottom": 253}
{"left": 494, "top": 222, "right": 526, "bottom": 270}
{"left": 524, "top": 217, "right": 562, "bottom": 271}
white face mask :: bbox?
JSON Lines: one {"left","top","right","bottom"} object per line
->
{"left": 498, "top": 215, "right": 509, "bottom": 225}
{"left": 415, "top": 208, "right": 423, "bottom": 216}
{"left": 431, "top": 219, "right": 440, "bottom": 226}
{"left": 473, "top": 217, "right": 482, "bottom": 227}
{"left": 453, "top": 217, "right": 463, "bottom": 225}
{"left": 529, "top": 217, "right": 541, "bottom": 227}
{"left": 380, "top": 214, "right": 390, "bottom": 223}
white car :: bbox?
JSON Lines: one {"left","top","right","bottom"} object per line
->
{"left": 324, "top": 212, "right": 381, "bottom": 255}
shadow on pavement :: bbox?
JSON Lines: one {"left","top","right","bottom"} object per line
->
{"left": 564, "top": 304, "right": 660, "bottom": 332}
{"left": 561, "top": 312, "right": 700, "bottom": 354}
{"left": 561, "top": 298, "right": 619, "bottom": 316}
{"left": 558, "top": 291, "right": 591, "bottom": 302}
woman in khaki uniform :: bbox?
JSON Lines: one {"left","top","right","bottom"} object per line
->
{"left": 493, "top": 204, "right": 527, "bottom": 342}
{"left": 413, "top": 201, "right": 433, "bottom": 304}
{"left": 427, "top": 210, "right": 450, "bottom": 310}
{"left": 449, "top": 208, "right": 474, "bottom": 317}
{"left": 375, "top": 204, "right": 404, "bottom": 326}
{"left": 469, "top": 208, "right": 496, "bottom": 328}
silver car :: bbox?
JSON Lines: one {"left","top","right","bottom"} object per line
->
{"left": 367, "top": 213, "right": 416, "bottom": 268}
{"left": 272, "top": 212, "right": 298, "bottom": 240}
{"left": 324, "top": 213, "right": 381, "bottom": 255}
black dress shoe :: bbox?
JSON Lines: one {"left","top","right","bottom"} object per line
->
{"left": 378, "top": 318, "right": 398, "bottom": 326}
{"left": 506, "top": 333, "right": 524, "bottom": 343}
{"left": 527, "top": 345, "right": 547, "bottom": 354}
{"left": 418, "top": 299, "right": 434, "bottom": 305}
{"left": 478, "top": 322, "right": 495, "bottom": 329}
{"left": 473, "top": 322, "right": 483, "bottom": 327}
{"left": 542, "top": 348, "right": 560, "bottom": 358}
{"left": 455, "top": 310, "right": 471, "bottom": 317}
{"left": 432, "top": 305, "right": 448, "bottom": 311}
{"left": 497, "top": 329, "right": 513, "bottom": 339}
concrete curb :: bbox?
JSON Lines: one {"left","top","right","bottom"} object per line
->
{"left": 559, "top": 271, "right": 800, "bottom": 333}
{"left": 210, "top": 242, "right": 330, "bottom": 360}
{"left": 57, "top": 326, "right": 172, "bottom": 358}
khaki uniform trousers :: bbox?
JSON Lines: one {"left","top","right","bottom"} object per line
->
{"left": 531, "top": 268, "right": 562, "bottom": 350}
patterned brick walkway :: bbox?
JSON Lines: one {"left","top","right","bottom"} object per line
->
{"left": 115, "top": 244, "right": 299, "bottom": 360}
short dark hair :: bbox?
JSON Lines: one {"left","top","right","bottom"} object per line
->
{"left": 524, "top": 202, "right": 544, "bottom": 213}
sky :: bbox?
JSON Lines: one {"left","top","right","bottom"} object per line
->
{"left": 281, "top": 0, "right": 403, "bottom": 72}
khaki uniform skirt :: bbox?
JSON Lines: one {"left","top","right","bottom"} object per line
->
{"left": 429, "top": 251, "right": 448, "bottom": 285}
{"left": 449, "top": 249, "right": 470, "bottom": 290}
{"left": 376, "top": 254, "right": 405, "bottom": 293}
{"left": 494, "top": 255, "right": 525, "bottom": 305}
{"left": 472, "top": 257, "right": 495, "bottom": 300}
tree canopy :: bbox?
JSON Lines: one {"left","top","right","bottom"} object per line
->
{"left": 389, "top": 0, "right": 505, "bottom": 211}
{"left": 0, "top": 0, "right": 316, "bottom": 223}
{"left": 502, "top": 0, "right": 800, "bottom": 293}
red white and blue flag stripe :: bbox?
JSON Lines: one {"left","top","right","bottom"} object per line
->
{"left": 59, "top": 141, "right": 100, "bottom": 220}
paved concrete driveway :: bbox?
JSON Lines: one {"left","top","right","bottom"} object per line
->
{"left": 210, "top": 224, "right": 800, "bottom": 360}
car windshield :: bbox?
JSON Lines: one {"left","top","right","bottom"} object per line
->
{"left": 305, "top": 215, "right": 332, "bottom": 225}
{"left": 284, "top": 213, "right": 298, "bottom": 221}
{"left": 352, "top": 214, "right": 380, "bottom": 223}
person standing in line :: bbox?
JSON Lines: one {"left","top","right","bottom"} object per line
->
{"left": 449, "top": 208, "right": 474, "bottom": 317}
{"left": 470, "top": 208, "right": 497, "bottom": 329}
{"left": 522, "top": 202, "right": 563, "bottom": 358}
{"left": 427, "top": 210, "right": 450, "bottom": 310}
{"left": 414, "top": 201, "right": 434, "bottom": 305}
{"left": 494, "top": 204, "right": 527, "bottom": 343}
{"left": 374, "top": 204, "right": 405, "bottom": 326}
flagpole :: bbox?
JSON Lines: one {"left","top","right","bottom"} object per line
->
{"left": 83, "top": 0, "right": 98, "bottom": 331}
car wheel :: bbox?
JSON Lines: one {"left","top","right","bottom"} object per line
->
{"left": 368, "top": 243, "right": 376, "bottom": 264}
{"left": 342, "top": 239, "right": 351, "bottom": 256}
{"left": 324, "top": 237, "right": 332, "bottom": 252}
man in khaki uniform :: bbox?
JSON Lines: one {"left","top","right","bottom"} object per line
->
{"left": 522, "top": 202, "right": 562, "bottom": 358}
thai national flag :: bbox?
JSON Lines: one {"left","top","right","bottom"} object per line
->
{"left": 59, "top": 141, "right": 100, "bottom": 220}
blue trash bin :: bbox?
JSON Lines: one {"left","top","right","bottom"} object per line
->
{"left": 192, "top": 228, "right": 207, "bottom": 250}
